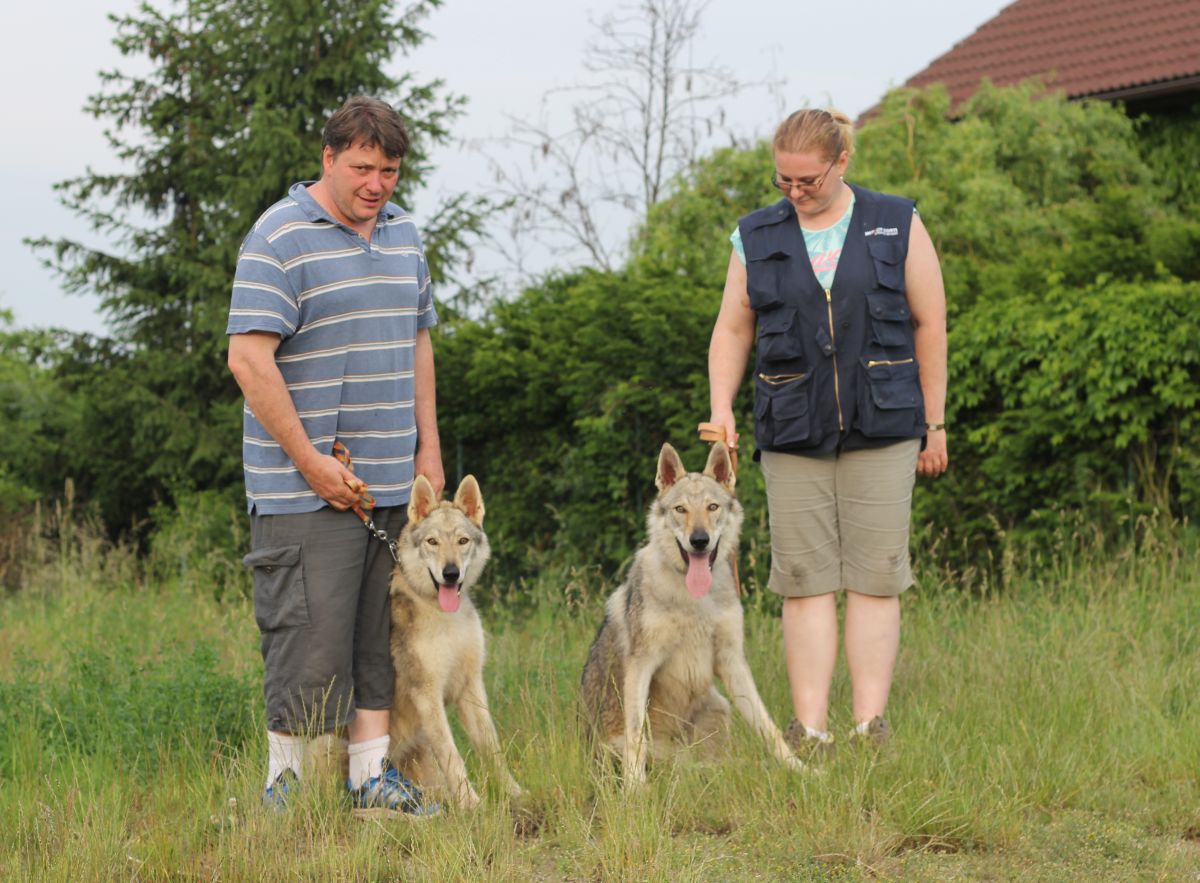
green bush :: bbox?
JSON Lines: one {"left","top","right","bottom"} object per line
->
{"left": 147, "top": 487, "right": 251, "bottom": 603}
{"left": 944, "top": 274, "right": 1198, "bottom": 525}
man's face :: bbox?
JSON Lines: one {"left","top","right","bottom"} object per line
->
{"left": 320, "top": 141, "right": 401, "bottom": 228}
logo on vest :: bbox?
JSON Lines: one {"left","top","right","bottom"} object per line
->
{"left": 864, "top": 226, "right": 899, "bottom": 237}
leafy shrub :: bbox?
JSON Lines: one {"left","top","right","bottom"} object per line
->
{"left": 147, "top": 487, "right": 251, "bottom": 603}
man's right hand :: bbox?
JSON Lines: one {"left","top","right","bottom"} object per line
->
{"left": 300, "top": 453, "right": 365, "bottom": 511}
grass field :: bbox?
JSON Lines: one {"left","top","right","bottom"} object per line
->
{"left": 1, "top": 518, "right": 1198, "bottom": 881}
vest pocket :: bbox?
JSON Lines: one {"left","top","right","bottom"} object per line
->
{"left": 865, "top": 291, "right": 913, "bottom": 348}
{"left": 857, "top": 358, "right": 924, "bottom": 438}
{"left": 755, "top": 370, "right": 815, "bottom": 448}
{"left": 867, "top": 237, "right": 906, "bottom": 291}
{"left": 756, "top": 307, "right": 803, "bottom": 365}
{"left": 244, "top": 543, "right": 310, "bottom": 632}
{"left": 745, "top": 240, "right": 790, "bottom": 311}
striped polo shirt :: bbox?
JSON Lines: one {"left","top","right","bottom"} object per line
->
{"left": 227, "top": 182, "right": 437, "bottom": 515}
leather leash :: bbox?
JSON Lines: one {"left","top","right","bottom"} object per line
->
{"left": 332, "top": 441, "right": 400, "bottom": 562}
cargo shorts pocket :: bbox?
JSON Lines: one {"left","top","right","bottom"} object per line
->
{"left": 244, "top": 544, "right": 309, "bottom": 632}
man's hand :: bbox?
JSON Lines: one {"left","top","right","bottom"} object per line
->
{"left": 299, "top": 452, "right": 366, "bottom": 511}
{"left": 917, "top": 429, "right": 948, "bottom": 478}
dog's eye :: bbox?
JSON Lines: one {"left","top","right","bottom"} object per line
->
{"left": 674, "top": 505, "right": 686, "bottom": 514}
{"left": 708, "top": 503, "right": 719, "bottom": 511}
{"left": 457, "top": 537, "right": 469, "bottom": 545}
{"left": 426, "top": 537, "right": 438, "bottom": 546}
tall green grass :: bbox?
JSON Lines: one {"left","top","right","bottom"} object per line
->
{"left": 1, "top": 515, "right": 1197, "bottom": 881}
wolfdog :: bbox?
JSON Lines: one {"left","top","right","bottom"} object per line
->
{"left": 387, "top": 474, "right": 521, "bottom": 808}
{"left": 580, "top": 442, "right": 801, "bottom": 784}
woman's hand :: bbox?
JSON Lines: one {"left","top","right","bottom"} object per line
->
{"left": 917, "top": 428, "right": 948, "bottom": 477}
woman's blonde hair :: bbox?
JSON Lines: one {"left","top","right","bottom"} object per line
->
{"left": 773, "top": 108, "right": 855, "bottom": 162}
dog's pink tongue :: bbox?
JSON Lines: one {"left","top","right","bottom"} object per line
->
{"left": 438, "top": 584, "right": 460, "bottom": 613}
{"left": 686, "top": 552, "right": 713, "bottom": 598}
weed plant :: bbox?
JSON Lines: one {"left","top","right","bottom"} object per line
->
{"left": 1, "top": 511, "right": 1197, "bottom": 880}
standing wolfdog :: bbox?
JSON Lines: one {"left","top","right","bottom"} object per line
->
{"left": 580, "top": 442, "right": 801, "bottom": 784}
{"left": 387, "top": 475, "right": 521, "bottom": 809}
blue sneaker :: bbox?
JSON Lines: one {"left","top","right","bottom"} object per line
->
{"left": 348, "top": 764, "right": 440, "bottom": 819}
{"left": 262, "top": 769, "right": 298, "bottom": 811}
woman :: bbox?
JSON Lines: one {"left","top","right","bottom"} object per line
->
{"left": 707, "top": 108, "right": 948, "bottom": 755}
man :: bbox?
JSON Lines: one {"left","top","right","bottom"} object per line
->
{"left": 227, "top": 96, "right": 443, "bottom": 817}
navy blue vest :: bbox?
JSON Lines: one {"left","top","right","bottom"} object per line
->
{"left": 739, "top": 183, "right": 925, "bottom": 457}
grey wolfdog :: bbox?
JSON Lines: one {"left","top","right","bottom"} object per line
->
{"left": 580, "top": 442, "right": 801, "bottom": 785}
{"left": 387, "top": 475, "right": 522, "bottom": 809}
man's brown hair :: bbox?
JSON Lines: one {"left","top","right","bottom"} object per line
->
{"left": 322, "top": 96, "right": 411, "bottom": 160}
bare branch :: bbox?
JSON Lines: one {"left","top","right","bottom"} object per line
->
{"left": 483, "top": 0, "right": 779, "bottom": 282}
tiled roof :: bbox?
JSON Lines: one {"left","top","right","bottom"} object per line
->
{"left": 903, "top": 0, "right": 1200, "bottom": 110}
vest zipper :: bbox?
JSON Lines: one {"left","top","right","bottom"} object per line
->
{"left": 825, "top": 288, "right": 844, "bottom": 431}
{"left": 866, "top": 358, "right": 914, "bottom": 368}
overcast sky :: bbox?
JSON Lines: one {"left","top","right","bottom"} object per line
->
{"left": 2, "top": 0, "right": 1008, "bottom": 335}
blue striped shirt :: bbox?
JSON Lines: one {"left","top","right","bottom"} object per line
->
{"left": 227, "top": 182, "right": 437, "bottom": 515}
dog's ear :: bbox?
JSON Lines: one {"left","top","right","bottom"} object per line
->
{"left": 407, "top": 474, "right": 438, "bottom": 523}
{"left": 453, "top": 475, "right": 485, "bottom": 526}
{"left": 703, "top": 442, "right": 736, "bottom": 492}
{"left": 656, "top": 443, "right": 686, "bottom": 492}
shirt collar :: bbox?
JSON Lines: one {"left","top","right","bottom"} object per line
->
{"left": 287, "top": 181, "right": 400, "bottom": 225}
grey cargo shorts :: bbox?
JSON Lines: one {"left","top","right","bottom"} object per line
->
{"left": 245, "top": 506, "right": 406, "bottom": 733}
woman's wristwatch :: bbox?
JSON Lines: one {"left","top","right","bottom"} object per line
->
{"left": 926, "top": 422, "right": 946, "bottom": 432}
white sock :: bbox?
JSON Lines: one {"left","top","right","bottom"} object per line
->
{"left": 347, "top": 734, "right": 390, "bottom": 789}
{"left": 804, "top": 724, "right": 833, "bottom": 742}
{"left": 854, "top": 720, "right": 874, "bottom": 736}
{"left": 266, "top": 730, "right": 307, "bottom": 788}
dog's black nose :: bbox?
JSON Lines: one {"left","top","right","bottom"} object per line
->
{"left": 689, "top": 530, "right": 709, "bottom": 551}
{"left": 442, "top": 564, "right": 460, "bottom": 584}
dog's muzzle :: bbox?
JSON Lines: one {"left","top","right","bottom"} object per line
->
{"left": 430, "top": 568, "right": 463, "bottom": 613}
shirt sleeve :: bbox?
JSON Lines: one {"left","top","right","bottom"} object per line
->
{"left": 730, "top": 226, "right": 746, "bottom": 265}
{"left": 227, "top": 232, "right": 300, "bottom": 339}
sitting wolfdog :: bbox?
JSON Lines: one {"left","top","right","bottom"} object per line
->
{"left": 387, "top": 475, "right": 521, "bottom": 808}
{"left": 581, "top": 442, "right": 801, "bottom": 784}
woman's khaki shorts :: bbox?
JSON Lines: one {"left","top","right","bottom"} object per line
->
{"left": 761, "top": 439, "right": 921, "bottom": 598}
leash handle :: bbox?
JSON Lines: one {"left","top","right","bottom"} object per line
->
{"left": 696, "top": 422, "right": 738, "bottom": 473}
{"left": 332, "top": 440, "right": 377, "bottom": 520}
{"left": 332, "top": 441, "right": 399, "bottom": 562}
